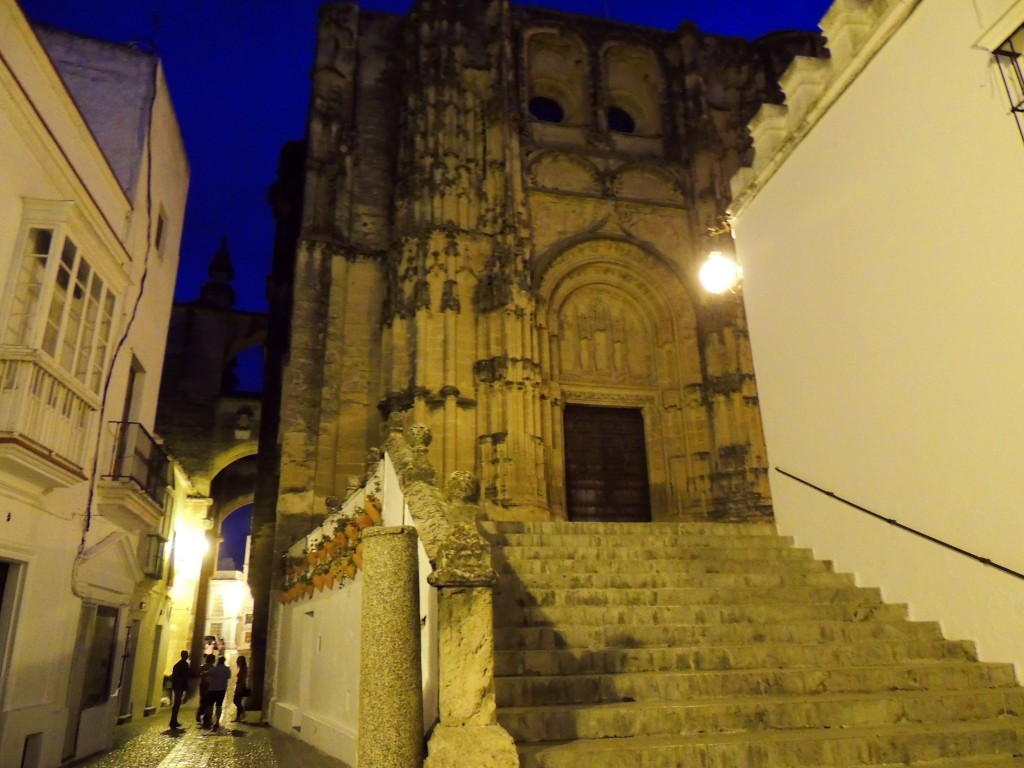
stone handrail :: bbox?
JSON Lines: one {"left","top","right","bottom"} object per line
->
{"left": 382, "top": 423, "right": 519, "bottom": 768}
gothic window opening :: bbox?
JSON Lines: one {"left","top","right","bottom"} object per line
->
{"left": 994, "top": 22, "right": 1024, "bottom": 145}
{"left": 607, "top": 105, "right": 636, "bottom": 133}
{"left": 529, "top": 95, "right": 565, "bottom": 123}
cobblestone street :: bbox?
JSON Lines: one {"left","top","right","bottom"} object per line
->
{"left": 73, "top": 701, "right": 351, "bottom": 768}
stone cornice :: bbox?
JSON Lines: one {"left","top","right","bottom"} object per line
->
{"left": 729, "top": 0, "right": 925, "bottom": 217}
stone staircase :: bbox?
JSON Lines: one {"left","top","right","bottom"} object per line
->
{"left": 483, "top": 521, "right": 1024, "bottom": 767}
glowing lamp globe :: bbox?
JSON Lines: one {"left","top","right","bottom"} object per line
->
{"left": 699, "top": 251, "right": 742, "bottom": 294}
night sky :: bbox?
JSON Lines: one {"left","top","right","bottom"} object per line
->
{"left": 18, "top": 0, "right": 833, "bottom": 313}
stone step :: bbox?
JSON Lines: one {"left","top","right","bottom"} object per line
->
{"left": 494, "top": 584, "right": 882, "bottom": 609}
{"left": 496, "top": 569, "right": 856, "bottom": 591}
{"left": 497, "top": 544, "right": 812, "bottom": 562}
{"left": 494, "top": 617, "right": 944, "bottom": 652}
{"left": 487, "top": 532, "right": 795, "bottom": 549}
{"left": 494, "top": 638, "right": 978, "bottom": 677}
{"left": 514, "top": 719, "right": 1024, "bottom": 768}
{"left": 489, "top": 523, "right": 1024, "bottom": 767}
{"left": 495, "top": 660, "right": 1019, "bottom": 707}
{"left": 496, "top": 555, "right": 835, "bottom": 575}
{"left": 481, "top": 521, "right": 780, "bottom": 537}
{"left": 495, "top": 599, "right": 910, "bottom": 628}
{"left": 499, "top": 687, "right": 1024, "bottom": 743}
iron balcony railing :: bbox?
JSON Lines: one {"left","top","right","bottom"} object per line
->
{"left": 106, "top": 421, "right": 173, "bottom": 508}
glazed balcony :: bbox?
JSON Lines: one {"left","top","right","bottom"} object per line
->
{"left": 95, "top": 421, "right": 173, "bottom": 533}
{"left": 0, "top": 355, "right": 92, "bottom": 494}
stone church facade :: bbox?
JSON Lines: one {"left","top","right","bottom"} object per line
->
{"left": 271, "top": 1, "right": 824, "bottom": 534}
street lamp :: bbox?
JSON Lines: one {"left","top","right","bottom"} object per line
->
{"left": 699, "top": 251, "right": 743, "bottom": 294}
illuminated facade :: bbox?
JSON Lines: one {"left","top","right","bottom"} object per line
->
{"left": 264, "top": 2, "right": 827, "bottom": 531}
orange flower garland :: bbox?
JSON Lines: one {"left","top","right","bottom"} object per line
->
{"left": 278, "top": 494, "right": 384, "bottom": 605}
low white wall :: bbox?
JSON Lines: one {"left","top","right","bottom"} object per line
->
{"left": 270, "top": 577, "right": 362, "bottom": 765}
{"left": 271, "top": 456, "right": 440, "bottom": 765}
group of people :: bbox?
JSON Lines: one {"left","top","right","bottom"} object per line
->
{"left": 169, "top": 650, "right": 249, "bottom": 730}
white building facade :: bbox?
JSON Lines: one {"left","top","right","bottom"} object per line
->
{"left": 730, "top": 0, "right": 1024, "bottom": 677}
{"left": 0, "top": 1, "right": 191, "bottom": 765}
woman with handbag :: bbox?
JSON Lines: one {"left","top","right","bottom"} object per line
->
{"left": 233, "top": 655, "right": 249, "bottom": 723}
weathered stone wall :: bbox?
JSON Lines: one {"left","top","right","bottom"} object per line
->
{"left": 274, "top": 0, "right": 825, "bottom": 534}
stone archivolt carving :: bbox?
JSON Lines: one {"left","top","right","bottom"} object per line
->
{"left": 539, "top": 239, "right": 698, "bottom": 330}
{"left": 611, "top": 164, "right": 685, "bottom": 204}
{"left": 559, "top": 386, "right": 658, "bottom": 407}
{"left": 558, "top": 286, "right": 653, "bottom": 386}
{"left": 527, "top": 196, "right": 607, "bottom": 257}
{"left": 527, "top": 152, "right": 602, "bottom": 195}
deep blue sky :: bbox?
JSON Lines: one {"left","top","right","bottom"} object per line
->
{"left": 19, "top": 0, "right": 832, "bottom": 312}
{"left": 218, "top": 504, "right": 252, "bottom": 571}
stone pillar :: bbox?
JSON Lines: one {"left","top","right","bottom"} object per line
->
{"left": 358, "top": 526, "right": 423, "bottom": 768}
{"left": 425, "top": 572, "right": 519, "bottom": 768}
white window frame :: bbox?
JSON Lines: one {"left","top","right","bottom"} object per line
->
{"left": 0, "top": 200, "right": 122, "bottom": 397}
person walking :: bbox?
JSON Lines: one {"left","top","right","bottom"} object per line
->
{"left": 233, "top": 656, "right": 249, "bottom": 723}
{"left": 169, "top": 651, "right": 189, "bottom": 729}
{"left": 196, "top": 653, "right": 215, "bottom": 727}
{"left": 206, "top": 655, "right": 232, "bottom": 729}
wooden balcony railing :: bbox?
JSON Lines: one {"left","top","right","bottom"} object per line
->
{"left": 0, "top": 356, "right": 93, "bottom": 468}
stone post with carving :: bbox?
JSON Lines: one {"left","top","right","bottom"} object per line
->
{"left": 384, "top": 426, "right": 518, "bottom": 768}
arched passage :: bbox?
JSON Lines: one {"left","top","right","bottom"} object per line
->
{"left": 190, "top": 455, "right": 257, "bottom": 669}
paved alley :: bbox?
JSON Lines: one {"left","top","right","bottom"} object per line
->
{"left": 73, "top": 702, "right": 351, "bottom": 768}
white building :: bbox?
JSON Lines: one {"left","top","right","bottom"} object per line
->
{"left": 730, "top": 0, "right": 1024, "bottom": 677}
{"left": 0, "top": 1, "right": 192, "bottom": 765}
{"left": 205, "top": 534, "right": 255, "bottom": 661}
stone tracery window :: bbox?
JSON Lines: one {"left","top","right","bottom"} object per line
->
{"left": 602, "top": 44, "right": 663, "bottom": 137}
{"left": 526, "top": 31, "right": 589, "bottom": 127}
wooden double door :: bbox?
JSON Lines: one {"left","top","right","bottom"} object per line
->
{"left": 563, "top": 405, "right": 651, "bottom": 523}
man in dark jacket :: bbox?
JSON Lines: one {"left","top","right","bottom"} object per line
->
{"left": 206, "top": 655, "right": 232, "bottom": 729}
{"left": 169, "top": 651, "right": 189, "bottom": 729}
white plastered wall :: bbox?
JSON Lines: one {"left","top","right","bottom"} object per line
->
{"left": 732, "top": 0, "right": 1024, "bottom": 676}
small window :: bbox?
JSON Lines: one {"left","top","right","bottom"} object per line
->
{"left": 607, "top": 106, "right": 636, "bottom": 134}
{"left": 994, "top": 23, "right": 1024, "bottom": 144}
{"left": 154, "top": 212, "right": 167, "bottom": 254}
{"left": 528, "top": 96, "right": 565, "bottom": 124}
{"left": 139, "top": 534, "right": 167, "bottom": 579}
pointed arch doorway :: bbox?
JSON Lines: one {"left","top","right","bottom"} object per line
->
{"left": 564, "top": 404, "right": 651, "bottom": 523}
